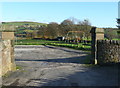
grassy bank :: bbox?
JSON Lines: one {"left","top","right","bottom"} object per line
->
{"left": 46, "top": 42, "right": 91, "bottom": 51}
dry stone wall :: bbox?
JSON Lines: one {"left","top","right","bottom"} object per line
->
{"left": 97, "top": 40, "right": 120, "bottom": 65}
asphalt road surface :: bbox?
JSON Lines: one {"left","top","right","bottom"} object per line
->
{"left": 2, "top": 45, "right": 119, "bottom": 87}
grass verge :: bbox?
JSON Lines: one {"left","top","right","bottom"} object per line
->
{"left": 16, "top": 65, "right": 22, "bottom": 70}
{"left": 46, "top": 42, "right": 91, "bottom": 51}
{"left": 15, "top": 39, "right": 91, "bottom": 51}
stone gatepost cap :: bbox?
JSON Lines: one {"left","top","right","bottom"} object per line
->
{"left": 0, "top": 25, "right": 16, "bottom": 32}
{"left": 95, "top": 28, "right": 104, "bottom": 33}
{"left": 90, "top": 27, "right": 104, "bottom": 33}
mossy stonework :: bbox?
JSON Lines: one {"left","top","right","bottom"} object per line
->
{"left": 97, "top": 40, "right": 120, "bottom": 65}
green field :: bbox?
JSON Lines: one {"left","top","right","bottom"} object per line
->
{"left": 2, "top": 21, "right": 47, "bottom": 26}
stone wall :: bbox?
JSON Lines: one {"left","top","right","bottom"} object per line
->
{"left": 97, "top": 40, "right": 120, "bottom": 65}
{"left": 0, "top": 32, "right": 16, "bottom": 77}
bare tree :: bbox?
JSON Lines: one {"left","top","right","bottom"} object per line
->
{"left": 78, "top": 19, "right": 92, "bottom": 39}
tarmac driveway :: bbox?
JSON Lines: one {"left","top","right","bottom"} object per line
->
{"left": 2, "top": 45, "right": 119, "bottom": 87}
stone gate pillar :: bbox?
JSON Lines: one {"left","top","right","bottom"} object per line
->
{"left": 2, "top": 32, "right": 16, "bottom": 71}
{"left": 0, "top": 25, "right": 16, "bottom": 77}
{"left": 0, "top": 32, "right": 2, "bottom": 87}
{"left": 90, "top": 27, "right": 104, "bottom": 64}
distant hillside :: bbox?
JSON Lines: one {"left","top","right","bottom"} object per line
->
{"left": 2, "top": 21, "right": 47, "bottom": 26}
